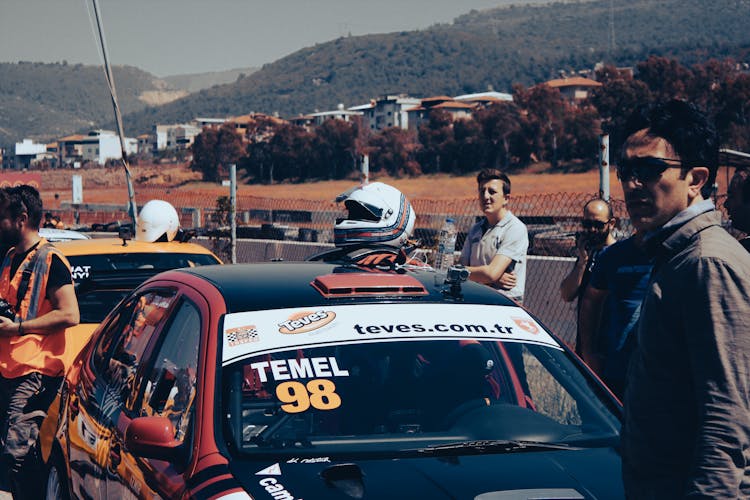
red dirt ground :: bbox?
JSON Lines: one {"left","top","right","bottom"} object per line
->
{"left": 37, "top": 162, "right": 733, "bottom": 210}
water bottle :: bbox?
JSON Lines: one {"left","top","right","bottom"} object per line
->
{"left": 435, "top": 218, "right": 457, "bottom": 271}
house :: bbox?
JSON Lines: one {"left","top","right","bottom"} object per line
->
{"left": 151, "top": 123, "right": 202, "bottom": 153}
{"left": 406, "top": 96, "right": 478, "bottom": 130}
{"left": 58, "top": 131, "right": 137, "bottom": 166}
{"left": 353, "top": 95, "right": 421, "bottom": 131}
{"left": 226, "top": 113, "right": 287, "bottom": 142}
{"left": 288, "top": 105, "right": 363, "bottom": 131}
{"left": 544, "top": 76, "right": 602, "bottom": 102}
{"left": 14, "top": 139, "right": 48, "bottom": 169}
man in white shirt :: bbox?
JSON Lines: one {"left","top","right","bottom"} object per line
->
{"left": 459, "top": 169, "right": 529, "bottom": 302}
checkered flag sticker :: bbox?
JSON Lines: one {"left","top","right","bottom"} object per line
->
{"left": 226, "top": 326, "right": 259, "bottom": 346}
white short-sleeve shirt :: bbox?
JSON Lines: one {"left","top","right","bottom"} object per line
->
{"left": 459, "top": 211, "right": 529, "bottom": 299}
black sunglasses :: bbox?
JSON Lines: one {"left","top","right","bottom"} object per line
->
{"left": 581, "top": 219, "right": 608, "bottom": 230}
{"left": 616, "top": 156, "right": 684, "bottom": 183}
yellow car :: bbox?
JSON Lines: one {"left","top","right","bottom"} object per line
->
{"left": 55, "top": 237, "right": 221, "bottom": 345}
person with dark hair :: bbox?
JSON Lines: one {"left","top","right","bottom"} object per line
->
{"left": 724, "top": 168, "right": 750, "bottom": 251}
{"left": 0, "top": 185, "right": 79, "bottom": 498}
{"left": 618, "top": 100, "right": 750, "bottom": 497}
{"left": 43, "top": 211, "right": 64, "bottom": 229}
{"left": 577, "top": 232, "right": 652, "bottom": 399}
{"left": 559, "top": 198, "right": 616, "bottom": 353}
{"left": 459, "top": 169, "right": 528, "bottom": 302}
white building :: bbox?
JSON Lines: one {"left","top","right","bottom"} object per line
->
{"left": 14, "top": 139, "right": 49, "bottom": 169}
{"left": 351, "top": 95, "right": 421, "bottom": 132}
{"left": 152, "top": 123, "right": 204, "bottom": 152}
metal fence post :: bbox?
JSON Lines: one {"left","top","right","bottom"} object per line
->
{"left": 230, "top": 164, "right": 237, "bottom": 264}
{"left": 599, "top": 134, "right": 610, "bottom": 201}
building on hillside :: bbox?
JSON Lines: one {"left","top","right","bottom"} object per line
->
{"left": 194, "top": 117, "right": 227, "bottom": 128}
{"left": 454, "top": 91, "right": 513, "bottom": 103}
{"left": 14, "top": 139, "right": 48, "bottom": 170}
{"left": 352, "top": 95, "right": 421, "bottom": 132}
{"left": 288, "top": 105, "right": 362, "bottom": 130}
{"left": 544, "top": 76, "right": 602, "bottom": 102}
{"left": 137, "top": 134, "right": 151, "bottom": 156}
{"left": 58, "top": 131, "right": 137, "bottom": 167}
{"left": 151, "top": 123, "right": 202, "bottom": 153}
{"left": 226, "top": 113, "right": 287, "bottom": 142}
{"left": 406, "top": 96, "right": 479, "bottom": 131}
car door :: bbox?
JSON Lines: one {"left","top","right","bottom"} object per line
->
{"left": 105, "top": 287, "right": 207, "bottom": 499}
{"left": 67, "top": 289, "right": 178, "bottom": 499}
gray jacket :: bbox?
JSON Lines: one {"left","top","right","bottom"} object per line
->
{"left": 622, "top": 210, "right": 750, "bottom": 498}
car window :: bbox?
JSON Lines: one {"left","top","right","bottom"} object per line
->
{"left": 91, "top": 290, "right": 177, "bottom": 388}
{"left": 69, "top": 253, "right": 218, "bottom": 323}
{"left": 68, "top": 253, "right": 219, "bottom": 275}
{"left": 137, "top": 299, "right": 201, "bottom": 442}
{"left": 223, "top": 339, "right": 620, "bottom": 455}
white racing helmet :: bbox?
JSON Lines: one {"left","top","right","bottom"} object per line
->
{"left": 135, "top": 200, "right": 180, "bottom": 243}
{"left": 334, "top": 182, "right": 416, "bottom": 247}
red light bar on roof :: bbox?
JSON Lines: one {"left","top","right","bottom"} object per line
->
{"left": 311, "top": 273, "right": 428, "bottom": 298}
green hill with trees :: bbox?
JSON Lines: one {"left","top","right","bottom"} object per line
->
{"left": 2, "top": 0, "right": 750, "bottom": 146}
{"left": 121, "top": 0, "right": 750, "bottom": 135}
{"left": 0, "top": 62, "right": 175, "bottom": 145}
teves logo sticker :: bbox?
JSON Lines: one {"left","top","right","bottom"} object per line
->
{"left": 279, "top": 310, "right": 336, "bottom": 334}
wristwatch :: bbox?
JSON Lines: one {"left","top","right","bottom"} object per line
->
{"left": 16, "top": 318, "right": 23, "bottom": 336}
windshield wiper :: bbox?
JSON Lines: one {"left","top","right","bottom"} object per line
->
{"left": 415, "top": 439, "right": 579, "bottom": 455}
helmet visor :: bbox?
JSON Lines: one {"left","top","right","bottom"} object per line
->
{"left": 344, "top": 199, "right": 383, "bottom": 222}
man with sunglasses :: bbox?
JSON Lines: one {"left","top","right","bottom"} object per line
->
{"left": 559, "top": 198, "right": 616, "bottom": 351}
{"left": 618, "top": 100, "right": 750, "bottom": 498}
{"left": 0, "top": 185, "right": 79, "bottom": 498}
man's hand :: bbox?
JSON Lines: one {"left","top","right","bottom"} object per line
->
{"left": 497, "top": 271, "right": 517, "bottom": 290}
{"left": 0, "top": 316, "right": 18, "bottom": 337}
{"left": 575, "top": 232, "right": 591, "bottom": 261}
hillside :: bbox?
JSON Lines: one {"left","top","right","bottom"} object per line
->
{"left": 3, "top": 0, "right": 750, "bottom": 145}
{"left": 161, "top": 67, "right": 258, "bottom": 93}
{"left": 119, "top": 0, "right": 750, "bottom": 135}
{"left": 0, "top": 62, "right": 175, "bottom": 145}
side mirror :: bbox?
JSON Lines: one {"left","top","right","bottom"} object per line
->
{"left": 125, "top": 416, "right": 184, "bottom": 464}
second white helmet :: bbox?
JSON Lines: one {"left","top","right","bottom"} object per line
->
{"left": 334, "top": 182, "right": 416, "bottom": 247}
{"left": 136, "top": 200, "right": 180, "bottom": 243}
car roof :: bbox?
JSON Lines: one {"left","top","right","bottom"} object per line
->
{"left": 39, "top": 228, "right": 91, "bottom": 241}
{"left": 53, "top": 238, "right": 218, "bottom": 257}
{"left": 168, "top": 262, "right": 516, "bottom": 313}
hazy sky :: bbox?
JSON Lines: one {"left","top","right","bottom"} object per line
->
{"left": 0, "top": 0, "right": 546, "bottom": 77}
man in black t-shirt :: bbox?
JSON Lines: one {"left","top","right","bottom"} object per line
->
{"left": 0, "top": 185, "right": 79, "bottom": 498}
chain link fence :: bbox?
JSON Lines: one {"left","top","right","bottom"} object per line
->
{"left": 53, "top": 186, "right": 731, "bottom": 346}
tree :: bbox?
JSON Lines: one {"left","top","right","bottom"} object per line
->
{"left": 513, "top": 83, "right": 568, "bottom": 168}
{"left": 368, "top": 127, "right": 420, "bottom": 177}
{"left": 311, "top": 119, "right": 359, "bottom": 180}
{"left": 588, "top": 65, "right": 652, "bottom": 158}
{"left": 475, "top": 101, "right": 523, "bottom": 169}
{"left": 417, "top": 110, "right": 454, "bottom": 174}
{"left": 190, "top": 124, "right": 244, "bottom": 182}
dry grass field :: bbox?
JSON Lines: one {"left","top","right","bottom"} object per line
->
{"left": 38, "top": 164, "right": 621, "bottom": 207}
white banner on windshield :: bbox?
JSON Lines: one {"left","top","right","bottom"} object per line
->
{"left": 221, "top": 303, "right": 561, "bottom": 365}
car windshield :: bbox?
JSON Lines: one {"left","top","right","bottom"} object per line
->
{"left": 221, "top": 305, "right": 620, "bottom": 457}
{"left": 68, "top": 252, "right": 219, "bottom": 323}
{"left": 67, "top": 252, "right": 219, "bottom": 275}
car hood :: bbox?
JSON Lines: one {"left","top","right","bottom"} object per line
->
{"left": 232, "top": 447, "right": 622, "bottom": 499}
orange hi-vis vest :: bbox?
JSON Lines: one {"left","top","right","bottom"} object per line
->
{"left": 0, "top": 238, "right": 74, "bottom": 378}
